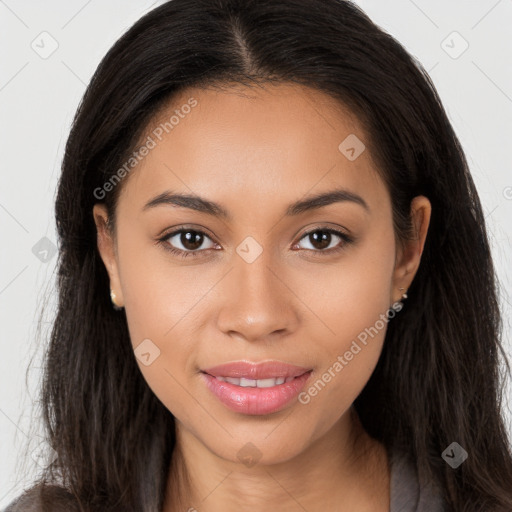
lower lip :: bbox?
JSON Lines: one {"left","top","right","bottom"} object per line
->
{"left": 201, "top": 371, "right": 312, "bottom": 415}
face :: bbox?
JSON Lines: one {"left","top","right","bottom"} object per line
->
{"left": 94, "top": 82, "right": 430, "bottom": 466}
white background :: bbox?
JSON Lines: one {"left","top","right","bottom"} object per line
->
{"left": 1, "top": 0, "right": 511, "bottom": 507}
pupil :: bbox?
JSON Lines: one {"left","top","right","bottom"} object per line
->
{"left": 311, "top": 230, "right": 330, "bottom": 250}
{"left": 181, "top": 231, "right": 203, "bottom": 250}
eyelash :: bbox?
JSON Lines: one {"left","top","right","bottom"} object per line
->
{"left": 157, "top": 226, "right": 354, "bottom": 259}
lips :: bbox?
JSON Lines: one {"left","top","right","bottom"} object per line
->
{"left": 201, "top": 369, "right": 313, "bottom": 415}
{"left": 199, "top": 360, "right": 313, "bottom": 415}
{"left": 201, "top": 360, "right": 311, "bottom": 380}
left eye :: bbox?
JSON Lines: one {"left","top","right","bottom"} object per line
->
{"left": 295, "top": 228, "right": 351, "bottom": 252}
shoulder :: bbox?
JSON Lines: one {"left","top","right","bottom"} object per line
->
{"left": 389, "top": 446, "right": 423, "bottom": 511}
{"left": 2, "top": 483, "right": 79, "bottom": 512}
{"left": 389, "top": 447, "right": 448, "bottom": 512}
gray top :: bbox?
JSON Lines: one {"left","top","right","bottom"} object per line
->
{"left": 390, "top": 448, "right": 448, "bottom": 511}
{"left": 3, "top": 448, "right": 448, "bottom": 511}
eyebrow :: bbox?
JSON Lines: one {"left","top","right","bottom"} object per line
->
{"left": 142, "top": 187, "right": 369, "bottom": 220}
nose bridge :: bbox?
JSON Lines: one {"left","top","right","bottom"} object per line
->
{"left": 232, "top": 232, "right": 277, "bottom": 293}
{"left": 236, "top": 246, "right": 277, "bottom": 301}
{"left": 216, "top": 238, "right": 296, "bottom": 339}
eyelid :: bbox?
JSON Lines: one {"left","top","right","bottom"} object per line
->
{"left": 157, "top": 223, "right": 216, "bottom": 240}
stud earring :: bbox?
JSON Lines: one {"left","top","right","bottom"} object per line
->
{"left": 110, "top": 289, "right": 124, "bottom": 311}
{"left": 399, "top": 286, "right": 408, "bottom": 300}
{"left": 390, "top": 287, "right": 409, "bottom": 311}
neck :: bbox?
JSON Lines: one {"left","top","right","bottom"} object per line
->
{"left": 163, "top": 407, "right": 390, "bottom": 512}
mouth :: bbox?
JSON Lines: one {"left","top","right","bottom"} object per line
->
{"left": 200, "top": 361, "right": 313, "bottom": 415}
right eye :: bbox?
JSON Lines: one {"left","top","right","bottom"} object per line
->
{"left": 158, "top": 228, "right": 219, "bottom": 258}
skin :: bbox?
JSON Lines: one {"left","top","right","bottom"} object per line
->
{"left": 93, "top": 82, "right": 431, "bottom": 512}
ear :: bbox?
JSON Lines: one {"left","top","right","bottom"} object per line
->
{"left": 391, "top": 195, "right": 431, "bottom": 304}
{"left": 92, "top": 203, "right": 124, "bottom": 308}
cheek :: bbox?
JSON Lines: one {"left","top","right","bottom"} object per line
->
{"left": 113, "top": 237, "right": 204, "bottom": 417}
{"left": 116, "top": 228, "right": 203, "bottom": 343}
{"left": 301, "top": 222, "right": 396, "bottom": 342}
{"left": 121, "top": 277, "right": 201, "bottom": 424}
{"left": 296, "top": 290, "right": 392, "bottom": 429}
{"left": 296, "top": 229, "right": 396, "bottom": 416}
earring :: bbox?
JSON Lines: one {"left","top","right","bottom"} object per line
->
{"left": 110, "top": 289, "right": 124, "bottom": 311}
{"left": 389, "top": 287, "right": 409, "bottom": 311}
{"left": 391, "top": 286, "right": 408, "bottom": 310}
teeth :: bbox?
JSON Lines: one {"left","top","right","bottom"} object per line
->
{"left": 214, "top": 376, "right": 296, "bottom": 387}
{"left": 240, "top": 378, "right": 257, "bottom": 387}
{"left": 256, "top": 378, "right": 278, "bottom": 388}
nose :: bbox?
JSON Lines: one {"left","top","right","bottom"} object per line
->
{"left": 215, "top": 249, "right": 299, "bottom": 343}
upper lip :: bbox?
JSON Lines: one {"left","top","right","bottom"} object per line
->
{"left": 201, "top": 360, "right": 312, "bottom": 380}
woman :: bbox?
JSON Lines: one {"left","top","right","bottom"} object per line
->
{"left": 4, "top": 0, "right": 512, "bottom": 510}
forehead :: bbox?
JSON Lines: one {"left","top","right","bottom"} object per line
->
{"left": 117, "top": 82, "right": 386, "bottom": 218}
